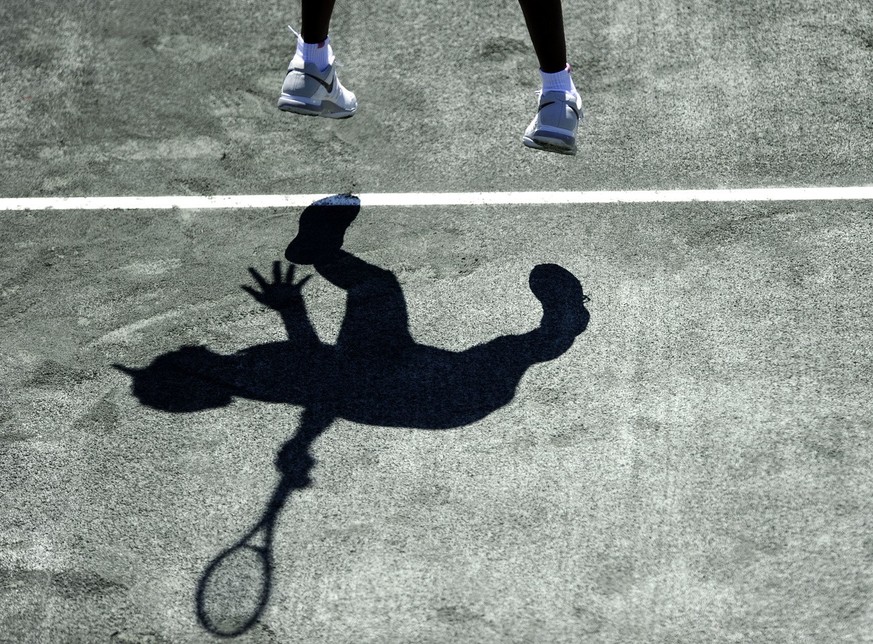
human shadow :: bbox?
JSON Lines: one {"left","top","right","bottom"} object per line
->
{"left": 115, "top": 195, "right": 590, "bottom": 637}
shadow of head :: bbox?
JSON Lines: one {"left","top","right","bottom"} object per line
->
{"left": 113, "top": 345, "right": 233, "bottom": 413}
{"left": 284, "top": 193, "right": 360, "bottom": 265}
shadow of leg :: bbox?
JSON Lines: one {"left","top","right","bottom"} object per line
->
{"left": 316, "top": 250, "right": 414, "bottom": 360}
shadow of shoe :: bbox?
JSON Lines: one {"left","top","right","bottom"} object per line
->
{"left": 285, "top": 194, "right": 360, "bottom": 265}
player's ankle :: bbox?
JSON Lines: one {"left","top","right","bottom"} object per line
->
{"left": 539, "top": 64, "right": 577, "bottom": 96}
{"left": 298, "top": 35, "right": 333, "bottom": 71}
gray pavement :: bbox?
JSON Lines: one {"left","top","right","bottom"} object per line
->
{"left": 2, "top": 0, "right": 873, "bottom": 197}
{"left": 2, "top": 0, "right": 873, "bottom": 643}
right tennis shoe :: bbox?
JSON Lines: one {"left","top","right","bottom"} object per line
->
{"left": 523, "top": 90, "right": 583, "bottom": 156}
{"left": 278, "top": 56, "right": 357, "bottom": 119}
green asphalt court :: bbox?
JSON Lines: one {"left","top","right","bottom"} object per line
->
{"left": 2, "top": 1, "right": 873, "bottom": 642}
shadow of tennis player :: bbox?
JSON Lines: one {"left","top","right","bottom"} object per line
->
{"left": 115, "top": 195, "right": 590, "bottom": 637}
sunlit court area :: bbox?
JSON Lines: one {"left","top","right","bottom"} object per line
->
{"left": 2, "top": 0, "right": 873, "bottom": 642}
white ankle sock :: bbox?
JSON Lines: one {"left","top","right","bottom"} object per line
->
{"left": 296, "top": 36, "right": 333, "bottom": 71}
{"left": 540, "top": 64, "right": 577, "bottom": 96}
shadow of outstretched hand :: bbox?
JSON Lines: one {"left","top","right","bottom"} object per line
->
{"left": 242, "top": 261, "right": 311, "bottom": 311}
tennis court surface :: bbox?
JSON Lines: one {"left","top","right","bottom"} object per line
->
{"left": 2, "top": 1, "right": 873, "bottom": 642}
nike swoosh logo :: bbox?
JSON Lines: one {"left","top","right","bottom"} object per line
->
{"left": 538, "top": 100, "right": 580, "bottom": 119}
{"left": 285, "top": 67, "right": 336, "bottom": 93}
{"left": 304, "top": 71, "right": 334, "bottom": 93}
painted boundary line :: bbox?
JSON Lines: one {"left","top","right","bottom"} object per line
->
{"left": 1, "top": 187, "right": 873, "bottom": 211}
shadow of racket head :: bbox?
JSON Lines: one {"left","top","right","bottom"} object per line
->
{"left": 196, "top": 523, "right": 274, "bottom": 637}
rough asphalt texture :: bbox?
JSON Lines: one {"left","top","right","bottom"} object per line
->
{"left": 2, "top": 0, "right": 873, "bottom": 642}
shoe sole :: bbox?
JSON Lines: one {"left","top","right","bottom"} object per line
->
{"left": 278, "top": 96, "right": 356, "bottom": 119}
{"left": 523, "top": 135, "right": 577, "bottom": 156}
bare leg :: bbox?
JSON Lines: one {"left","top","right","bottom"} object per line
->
{"left": 302, "top": 0, "right": 336, "bottom": 43}
{"left": 517, "top": 0, "right": 568, "bottom": 73}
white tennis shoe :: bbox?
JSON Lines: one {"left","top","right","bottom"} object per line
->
{"left": 523, "top": 90, "right": 583, "bottom": 155}
{"left": 278, "top": 31, "right": 357, "bottom": 119}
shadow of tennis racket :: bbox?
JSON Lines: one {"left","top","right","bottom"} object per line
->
{"left": 196, "top": 408, "right": 330, "bottom": 637}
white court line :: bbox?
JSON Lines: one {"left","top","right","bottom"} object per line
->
{"left": 1, "top": 187, "right": 873, "bottom": 211}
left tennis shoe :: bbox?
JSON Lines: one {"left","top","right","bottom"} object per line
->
{"left": 523, "top": 90, "right": 583, "bottom": 156}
